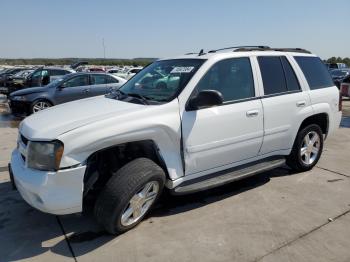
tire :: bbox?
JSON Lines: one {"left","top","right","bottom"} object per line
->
{"left": 94, "top": 158, "right": 165, "bottom": 234}
{"left": 31, "top": 99, "right": 52, "bottom": 114}
{"left": 286, "top": 124, "right": 323, "bottom": 172}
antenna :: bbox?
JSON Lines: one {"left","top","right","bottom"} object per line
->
{"left": 102, "top": 38, "right": 108, "bottom": 89}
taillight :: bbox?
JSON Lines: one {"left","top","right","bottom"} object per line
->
{"left": 339, "top": 91, "right": 342, "bottom": 111}
{"left": 340, "top": 83, "right": 348, "bottom": 96}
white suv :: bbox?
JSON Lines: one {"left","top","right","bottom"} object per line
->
{"left": 9, "top": 46, "right": 342, "bottom": 234}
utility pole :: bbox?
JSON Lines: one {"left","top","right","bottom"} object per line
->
{"left": 102, "top": 38, "right": 106, "bottom": 59}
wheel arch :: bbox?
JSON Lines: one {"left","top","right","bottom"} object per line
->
{"left": 298, "top": 112, "right": 329, "bottom": 136}
{"left": 82, "top": 139, "right": 170, "bottom": 197}
{"left": 31, "top": 97, "right": 54, "bottom": 106}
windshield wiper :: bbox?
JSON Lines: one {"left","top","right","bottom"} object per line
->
{"left": 106, "top": 89, "right": 126, "bottom": 99}
{"left": 107, "top": 89, "right": 158, "bottom": 104}
{"left": 126, "top": 93, "right": 151, "bottom": 104}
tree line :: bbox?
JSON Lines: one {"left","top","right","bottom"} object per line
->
{"left": 325, "top": 57, "right": 350, "bottom": 66}
{"left": 0, "top": 58, "right": 157, "bottom": 67}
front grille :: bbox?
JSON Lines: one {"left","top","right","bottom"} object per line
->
{"left": 21, "top": 134, "right": 28, "bottom": 146}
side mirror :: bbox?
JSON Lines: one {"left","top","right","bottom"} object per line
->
{"left": 187, "top": 90, "right": 224, "bottom": 111}
{"left": 57, "top": 84, "right": 65, "bottom": 90}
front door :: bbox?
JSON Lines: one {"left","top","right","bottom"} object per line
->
{"left": 181, "top": 57, "right": 264, "bottom": 175}
{"left": 54, "top": 74, "right": 91, "bottom": 104}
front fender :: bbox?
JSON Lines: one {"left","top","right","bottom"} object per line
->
{"left": 58, "top": 100, "right": 184, "bottom": 180}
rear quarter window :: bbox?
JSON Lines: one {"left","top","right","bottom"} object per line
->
{"left": 294, "top": 56, "right": 334, "bottom": 90}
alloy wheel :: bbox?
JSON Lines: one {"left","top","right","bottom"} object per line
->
{"left": 300, "top": 131, "right": 320, "bottom": 165}
{"left": 32, "top": 101, "right": 51, "bottom": 113}
{"left": 120, "top": 181, "right": 159, "bottom": 227}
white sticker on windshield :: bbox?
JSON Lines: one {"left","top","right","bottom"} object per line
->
{"left": 170, "top": 66, "right": 195, "bottom": 73}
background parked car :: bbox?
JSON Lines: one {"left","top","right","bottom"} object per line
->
{"left": 0, "top": 68, "right": 27, "bottom": 93}
{"left": 107, "top": 68, "right": 122, "bottom": 74}
{"left": 2, "top": 69, "right": 34, "bottom": 94}
{"left": 116, "top": 67, "right": 143, "bottom": 79}
{"left": 87, "top": 67, "right": 105, "bottom": 72}
{"left": 340, "top": 75, "right": 350, "bottom": 98}
{"left": 325, "top": 62, "right": 348, "bottom": 70}
{"left": 330, "top": 68, "right": 350, "bottom": 88}
{"left": 23, "top": 67, "right": 75, "bottom": 88}
{"left": 8, "top": 72, "right": 126, "bottom": 115}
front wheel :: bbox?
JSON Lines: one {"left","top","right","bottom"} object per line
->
{"left": 286, "top": 124, "right": 324, "bottom": 172}
{"left": 31, "top": 100, "right": 52, "bottom": 114}
{"left": 94, "top": 158, "right": 165, "bottom": 234}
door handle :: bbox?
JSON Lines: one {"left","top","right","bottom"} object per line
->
{"left": 246, "top": 110, "right": 259, "bottom": 117}
{"left": 83, "top": 88, "right": 90, "bottom": 93}
{"left": 296, "top": 101, "right": 306, "bottom": 107}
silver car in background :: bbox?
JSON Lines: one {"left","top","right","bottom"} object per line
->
{"left": 8, "top": 72, "right": 127, "bottom": 115}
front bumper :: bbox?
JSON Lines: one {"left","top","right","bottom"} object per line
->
{"left": 10, "top": 149, "right": 86, "bottom": 215}
{"left": 8, "top": 100, "right": 31, "bottom": 116}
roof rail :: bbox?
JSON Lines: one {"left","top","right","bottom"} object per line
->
{"left": 234, "top": 47, "right": 311, "bottom": 54}
{"left": 208, "top": 46, "right": 270, "bottom": 53}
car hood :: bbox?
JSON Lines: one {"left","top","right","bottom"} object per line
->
{"left": 10, "top": 86, "right": 47, "bottom": 96}
{"left": 20, "top": 96, "right": 146, "bottom": 140}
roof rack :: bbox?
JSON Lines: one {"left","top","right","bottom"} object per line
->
{"left": 208, "top": 46, "right": 270, "bottom": 53}
{"left": 207, "top": 46, "right": 311, "bottom": 54}
{"left": 234, "top": 47, "right": 311, "bottom": 54}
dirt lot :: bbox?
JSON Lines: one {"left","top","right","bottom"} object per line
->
{"left": 0, "top": 95, "right": 349, "bottom": 262}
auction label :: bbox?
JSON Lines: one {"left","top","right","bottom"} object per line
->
{"left": 171, "top": 67, "right": 194, "bottom": 73}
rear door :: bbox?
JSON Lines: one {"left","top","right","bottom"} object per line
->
{"left": 256, "top": 55, "right": 312, "bottom": 155}
{"left": 89, "top": 74, "right": 110, "bottom": 96}
{"left": 90, "top": 74, "right": 123, "bottom": 96}
{"left": 54, "top": 74, "right": 91, "bottom": 104}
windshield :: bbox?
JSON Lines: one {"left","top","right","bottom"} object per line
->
{"left": 119, "top": 59, "right": 205, "bottom": 102}
{"left": 14, "top": 70, "right": 33, "bottom": 77}
{"left": 46, "top": 77, "right": 64, "bottom": 87}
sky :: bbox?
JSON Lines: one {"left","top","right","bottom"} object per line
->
{"left": 0, "top": 0, "right": 349, "bottom": 60}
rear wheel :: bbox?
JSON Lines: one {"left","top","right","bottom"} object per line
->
{"left": 31, "top": 100, "right": 52, "bottom": 113}
{"left": 286, "top": 124, "right": 323, "bottom": 172}
{"left": 94, "top": 158, "right": 165, "bottom": 234}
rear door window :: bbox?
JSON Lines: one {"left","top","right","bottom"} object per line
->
{"left": 62, "top": 75, "right": 89, "bottom": 87}
{"left": 106, "top": 75, "right": 119, "bottom": 83}
{"left": 294, "top": 56, "right": 334, "bottom": 89}
{"left": 281, "top": 57, "right": 301, "bottom": 91}
{"left": 258, "top": 56, "right": 287, "bottom": 95}
{"left": 91, "top": 74, "right": 107, "bottom": 85}
{"left": 258, "top": 56, "right": 301, "bottom": 95}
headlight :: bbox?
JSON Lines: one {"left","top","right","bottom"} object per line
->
{"left": 11, "top": 96, "right": 26, "bottom": 101}
{"left": 27, "top": 141, "right": 64, "bottom": 171}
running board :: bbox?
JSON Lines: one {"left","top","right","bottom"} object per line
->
{"left": 172, "top": 157, "right": 286, "bottom": 195}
